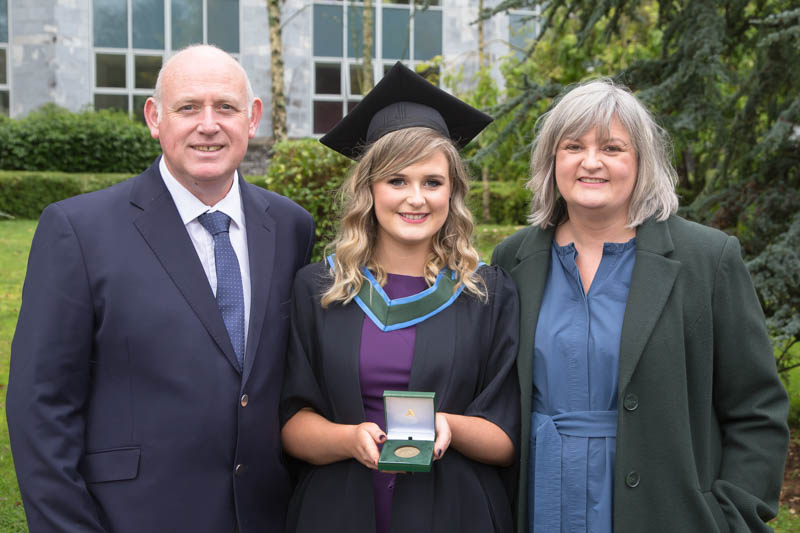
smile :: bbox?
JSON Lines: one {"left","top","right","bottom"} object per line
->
{"left": 578, "top": 177, "right": 608, "bottom": 183}
{"left": 399, "top": 213, "right": 429, "bottom": 222}
{"left": 193, "top": 145, "right": 223, "bottom": 152}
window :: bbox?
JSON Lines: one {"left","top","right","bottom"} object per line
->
{"left": 311, "top": 1, "right": 443, "bottom": 135}
{"left": 92, "top": 0, "right": 240, "bottom": 121}
{"left": 0, "top": 0, "right": 9, "bottom": 115}
{"left": 508, "top": 9, "right": 540, "bottom": 60}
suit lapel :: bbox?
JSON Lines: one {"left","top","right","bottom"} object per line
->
{"left": 130, "top": 161, "right": 242, "bottom": 373}
{"left": 240, "top": 179, "right": 276, "bottom": 385}
{"left": 510, "top": 227, "right": 554, "bottom": 411}
{"left": 618, "top": 219, "right": 681, "bottom": 393}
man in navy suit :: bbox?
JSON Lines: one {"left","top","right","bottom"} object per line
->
{"left": 6, "top": 45, "right": 314, "bottom": 532}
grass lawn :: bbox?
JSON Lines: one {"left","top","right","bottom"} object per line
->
{"left": 0, "top": 220, "right": 35, "bottom": 532}
{"left": 0, "top": 219, "right": 797, "bottom": 532}
{"left": 474, "top": 224, "right": 524, "bottom": 262}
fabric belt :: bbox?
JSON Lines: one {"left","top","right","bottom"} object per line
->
{"left": 528, "top": 410, "right": 617, "bottom": 533}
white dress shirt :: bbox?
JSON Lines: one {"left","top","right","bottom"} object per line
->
{"left": 159, "top": 157, "right": 252, "bottom": 351}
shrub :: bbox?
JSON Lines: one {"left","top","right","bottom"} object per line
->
{"left": 0, "top": 171, "right": 130, "bottom": 219}
{"left": 0, "top": 104, "right": 160, "bottom": 173}
{"left": 467, "top": 180, "right": 530, "bottom": 225}
{"left": 0, "top": 136, "right": 531, "bottom": 258}
{"left": 259, "top": 139, "right": 352, "bottom": 261}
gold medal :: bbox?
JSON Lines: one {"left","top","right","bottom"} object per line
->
{"left": 394, "top": 445, "right": 420, "bottom": 459}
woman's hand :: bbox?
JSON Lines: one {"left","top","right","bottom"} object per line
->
{"left": 283, "top": 409, "right": 387, "bottom": 467}
{"left": 433, "top": 412, "right": 452, "bottom": 460}
{"left": 349, "top": 422, "right": 386, "bottom": 469}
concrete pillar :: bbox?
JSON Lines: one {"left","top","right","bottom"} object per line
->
{"left": 10, "top": 0, "right": 91, "bottom": 117}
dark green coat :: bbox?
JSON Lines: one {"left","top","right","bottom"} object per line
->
{"left": 492, "top": 215, "right": 789, "bottom": 533}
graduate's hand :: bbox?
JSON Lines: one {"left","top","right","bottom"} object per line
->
{"left": 350, "top": 422, "right": 386, "bottom": 470}
{"left": 433, "top": 413, "right": 452, "bottom": 461}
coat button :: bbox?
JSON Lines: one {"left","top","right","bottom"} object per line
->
{"left": 235, "top": 464, "right": 245, "bottom": 476}
{"left": 625, "top": 470, "right": 640, "bottom": 488}
{"left": 623, "top": 393, "right": 639, "bottom": 411}
{"left": 240, "top": 394, "right": 249, "bottom": 407}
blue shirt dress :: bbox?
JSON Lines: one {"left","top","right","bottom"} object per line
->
{"left": 529, "top": 238, "right": 636, "bottom": 533}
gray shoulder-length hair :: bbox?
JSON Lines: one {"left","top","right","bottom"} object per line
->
{"left": 526, "top": 78, "right": 679, "bottom": 228}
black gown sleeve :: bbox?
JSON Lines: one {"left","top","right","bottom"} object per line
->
{"left": 279, "top": 263, "right": 330, "bottom": 426}
{"left": 462, "top": 265, "right": 521, "bottom": 452}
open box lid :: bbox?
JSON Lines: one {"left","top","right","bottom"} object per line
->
{"left": 383, "top": 390, "right": 436, "bottom": 441}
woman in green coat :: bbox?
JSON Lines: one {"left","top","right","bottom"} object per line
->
{"left": 492, "top": 79, "right": 789, "bottom": 533}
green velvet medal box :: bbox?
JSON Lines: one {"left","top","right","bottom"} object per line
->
{"left": 378, "top": 391, "right": 436, "bottom": 472}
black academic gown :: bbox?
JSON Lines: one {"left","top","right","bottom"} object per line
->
{"left": 280, "top": 262, "right": 521, "bottom": 533}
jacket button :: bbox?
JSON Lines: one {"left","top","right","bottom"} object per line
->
{"left": 625, "top": 470, "right": 640, "bottom": 488}
{"left": 240, "top": 394, "right": 249, "bottom": 407}
{"left": 623, "top": 393, "right": 639, "bottom": 411}
{"left": 235, "top": 464, "right": 245, "bottom": 476}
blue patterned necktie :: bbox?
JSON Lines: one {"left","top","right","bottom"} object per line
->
{"left": 198, "top": 211, "right": 245, "bottom": 369}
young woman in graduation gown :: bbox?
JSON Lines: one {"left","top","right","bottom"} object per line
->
{"left": 280, "top": 63, "right": 521, "bottom": 533}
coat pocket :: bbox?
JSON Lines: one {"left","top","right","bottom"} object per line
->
{"left": 80, "top": 447, "right": 141, "bottom": 484}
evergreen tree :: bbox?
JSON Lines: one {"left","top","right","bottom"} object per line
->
{"left": 480, "top": 1, "right": 800, "bottom": 372}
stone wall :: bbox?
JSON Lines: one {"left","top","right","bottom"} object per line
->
{"left": 10, "top": 0, "right": 91, "bottom": 117}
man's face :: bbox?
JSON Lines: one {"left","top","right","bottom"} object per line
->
{"left": 145, "top": 49, "right": 262, "bottom": 193}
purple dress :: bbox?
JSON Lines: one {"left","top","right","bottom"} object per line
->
{"left": 359, "top": 273, "right": 427, "bottom": 533}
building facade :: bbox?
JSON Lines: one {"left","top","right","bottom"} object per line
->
{"left": 2, "top": 0, "right": 537, "bottom": 137}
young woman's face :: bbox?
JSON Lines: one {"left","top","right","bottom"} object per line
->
{"left": 371, "top": 150, "right": 452, "bottom": 255}
{"left": 554, "top": 117, "right": 638, "bottom": 221}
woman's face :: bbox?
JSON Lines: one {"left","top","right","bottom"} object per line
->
{"left": 371, "top": 150, "right": 452, "bottom": 255}
{"left": 554, "top": 117, "right": 638, "bottom": 220}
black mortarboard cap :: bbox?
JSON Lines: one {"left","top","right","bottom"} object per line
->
{"left": 320, "top": 61, "right": 493, "bottom": 160}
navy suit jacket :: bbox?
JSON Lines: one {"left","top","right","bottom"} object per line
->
{"left": 6, "top": 159, "right": 315, "bottom": 533}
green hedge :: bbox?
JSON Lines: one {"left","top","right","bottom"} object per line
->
{"left": 0, "top": 104, "right": 161, "bottom": 173}
{"left": 0, "top": 139, "right": 530, "bottom": 253}
{"left": 0, "top": 171, "right": 130, "bottom": 219}
{"left": 253, "top": 138, "right": 352, "bottom": 261}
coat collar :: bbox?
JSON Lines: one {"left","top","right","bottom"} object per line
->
{"left": 514, "top": 224, "right": 554, "bottom": 262}
{"left": 130, "top": 158, "right": 273, "bottom": 381}
{"left": 508, "top": 225, "right": 554, "bottom": 412}
{"left": 240, "top": 179, "right": 275, "bottom": 384}
{"left": 509, "top": 217, "right": 681, "bottom": 407}
{"left": 617, "top": 217, "right": 681, "bottom": 392}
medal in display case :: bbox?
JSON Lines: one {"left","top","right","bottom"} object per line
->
{"left": 378, "top": 391, "right": 436, "bottom": 472}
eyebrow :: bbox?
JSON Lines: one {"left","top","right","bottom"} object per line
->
{"left": 561, "top": 135, "right": 628, "bottom": 142}
{"left": 170, "top": 95, "right": 243, "bottom": 107}
{"left": 389, "top": 172, "right": 447, "bottom": 179}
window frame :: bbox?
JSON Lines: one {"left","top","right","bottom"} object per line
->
{"left": 310, "top": 0, "right": 444, "bottom": 136}
{"left": 90, "top": 0, "right": 242, "bottom": 121}
{"left": 0, "top": 0, "right": 11, "bottom": 116}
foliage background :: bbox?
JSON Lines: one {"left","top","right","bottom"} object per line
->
{"left": 0, "top": 104, "right": 160, "bottom": 173}
{"left": 472, "top": 0, "right": 800, "bottom": 375}
{"left": 0, "top": 2, "right": 797, "bottom": 527}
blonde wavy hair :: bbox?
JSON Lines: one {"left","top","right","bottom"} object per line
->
{"left": 321, "top": 127, "right": 486, "bottom": 307}
{"left": 527, "top": 78, "right": 679, "bottom": 228}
